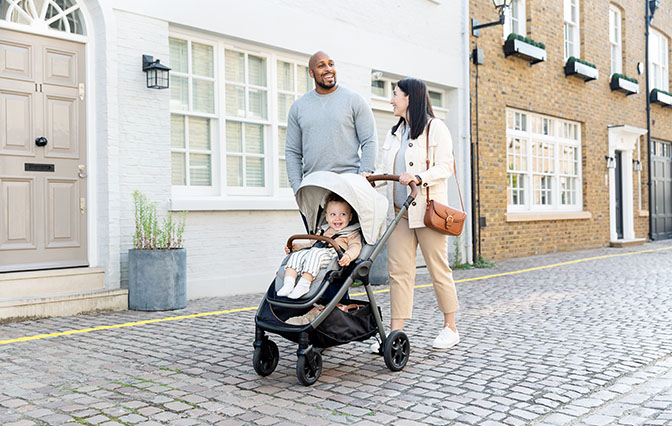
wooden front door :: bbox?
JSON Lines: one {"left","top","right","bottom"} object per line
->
{"left": 0, "top": 29, "right": 87, "bottom": 272}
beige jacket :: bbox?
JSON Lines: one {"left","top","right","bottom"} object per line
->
{"left": 375, "top": 118, "right": 454, "bottom": 228}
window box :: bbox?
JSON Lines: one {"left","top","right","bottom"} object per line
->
{"left": 503, "top": 34, "right": 546, "bottom": 65}
{"left": 650, "top": 89, "right": 672, "bottom": 107}
{"left": 610, "top": 73, "right": 639, "bottom": 96}
{"left": 564, "top": 57, "right": 598, "bottom": 82}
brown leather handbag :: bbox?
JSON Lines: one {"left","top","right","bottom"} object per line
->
{"left": 423, "top": 120, "right": 467, "bottom": 236}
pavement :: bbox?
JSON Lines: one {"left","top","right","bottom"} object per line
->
{"left": 1, "top": 240, "right": 672, "bottom": 425}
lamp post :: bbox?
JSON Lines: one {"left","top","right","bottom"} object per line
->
{"left": 470, "top": 0, "right": 511, "bottom": 263}
{"left": 645, "top": 0, "right": 659, "bottom": 241}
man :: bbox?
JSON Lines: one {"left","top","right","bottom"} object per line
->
{"left": 285, "top": 51, "right": 377, "bottom": 194}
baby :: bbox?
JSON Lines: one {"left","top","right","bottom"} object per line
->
{"left": 277, "top": 193, "right": 362, "bottom": 299}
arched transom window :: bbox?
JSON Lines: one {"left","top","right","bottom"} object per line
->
{"left": 0, "top": 0, "right": 86, "bottom": 35}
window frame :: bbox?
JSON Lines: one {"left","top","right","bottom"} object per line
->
{"left": 649, "top": 29, "right": 669, "bottom": 92}
{"left": 609, "top": 5, "right": 622, "bottom": 76}
{"left": 169, "top": 28, "right": 313, "bottom": 203}
{"left": 563, "top": 0, "right": 580, "bottom": 61}
{"left": 506, "top": 109, "right": 583, "bottom": 214}
{"left": 169, "top": 33, "right": 219, "bottom": 197}
{"left": 503, "top": 0, "right": 526, "bottom": 38}
{"left": 370, "top": 75, "right": 449, "bottom": 115}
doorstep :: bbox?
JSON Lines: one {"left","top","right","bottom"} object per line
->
{"left": 0, "top": 289, "right": 128, "bottom": 323}
{"left": 610, "top": 238, "right": 647, "bottom": 248}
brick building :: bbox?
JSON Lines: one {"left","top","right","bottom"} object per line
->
{"left": 469, "top": 0, "right": 672, "bottom": 260}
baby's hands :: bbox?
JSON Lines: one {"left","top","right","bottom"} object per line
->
{"left": 338, "top": 253, "right": 352, "bottom": 267}
{"left": 285, "top": 245, "right": 292, "bottom": 254}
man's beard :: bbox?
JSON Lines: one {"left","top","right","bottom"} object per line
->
{"left": 316, "top": 78, "right": 336, "bottom": 90}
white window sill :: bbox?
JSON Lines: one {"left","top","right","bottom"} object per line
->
{"left": 506, "top": 211, "right": 592, "bottom": 222}
{"left": 170, "top": 197, "right": 298, "bottom": 211}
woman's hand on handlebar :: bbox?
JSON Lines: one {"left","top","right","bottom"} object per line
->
{"left": 399, "top": 172, "right": 419, "bottom": 186}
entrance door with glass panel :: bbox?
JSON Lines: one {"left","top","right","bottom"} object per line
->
{"left": 0, "top": 28, "right": 87, "bottom": 272}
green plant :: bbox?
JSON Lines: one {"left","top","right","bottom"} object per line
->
{"left": 652, "top": 88, "right": 672, "bottom": 98}
{"left": 133, "top": 190, "right": 186, "bottom": 249}
{"left": 566, "top": 56, "right": 596, "bottom": 69}
{"left": 611, "top": 73, "right": 638, "bottom": 84}
{"left": 506, "top": 33, "right": 546, "bottom": 50}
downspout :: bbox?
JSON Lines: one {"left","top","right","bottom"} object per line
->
{"left": 463, "top": 0, "right": 474, "bottom": 264}
{"left": 645, "top": 2, "right": 654, "bottom": 241}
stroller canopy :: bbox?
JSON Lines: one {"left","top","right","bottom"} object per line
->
{"left": 296, "top": 171, "right": 389, "bottom": 245}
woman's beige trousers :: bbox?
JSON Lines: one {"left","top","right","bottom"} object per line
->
{"left": 388, "top": 213, "right": 459, "bottom": 320}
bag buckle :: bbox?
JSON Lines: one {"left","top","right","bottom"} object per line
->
{"left": 445, "top": 216, "right": 454, "bottom": 227}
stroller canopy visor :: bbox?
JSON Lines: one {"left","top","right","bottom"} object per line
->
{"left": 296, "top": 171, "right": 389, "bottom": 244}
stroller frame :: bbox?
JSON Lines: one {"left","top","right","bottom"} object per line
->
{"left": 253, "top": 175, "right": 418, "bottom": 385}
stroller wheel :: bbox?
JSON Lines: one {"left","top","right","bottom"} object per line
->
{"left": 296, "top": 350, "right": 323, "bottom": 386}
{"left": 383, "top": 330, "right": 411, "bottom": 371}
{"left": 253, "top": 339, "right": 279, "bottom": 377}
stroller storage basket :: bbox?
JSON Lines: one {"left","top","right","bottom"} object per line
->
{"left": 258, "top": 299, "right": 381, "bottom": 348}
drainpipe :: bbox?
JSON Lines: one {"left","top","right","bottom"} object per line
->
{"left": 645, "top": 2, "right": 654, "bottom": 241}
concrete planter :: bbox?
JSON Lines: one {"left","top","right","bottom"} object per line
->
{"left": 128, "top": 248, "right": 187, "bottom": 311}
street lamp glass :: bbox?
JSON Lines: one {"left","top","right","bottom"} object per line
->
{"left": 492, "top": 0, "right": 512, "bottom": 9}
{"left": 649, "top": 0, "right": 660, "bottom": 16}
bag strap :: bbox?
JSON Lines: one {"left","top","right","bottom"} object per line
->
{"left": 425, "top": 119, "right": 465, "bottom": 211}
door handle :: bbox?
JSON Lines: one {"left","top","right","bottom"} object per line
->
{"left": 78, "top": 165, "right": 87, "bottom": 178}
{"left": 35, "top": 137, "right": 48, "bottom": 147}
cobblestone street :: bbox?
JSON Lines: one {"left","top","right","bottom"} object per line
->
{"left": 2, "top": 241, "right": 672, "bottom": 426}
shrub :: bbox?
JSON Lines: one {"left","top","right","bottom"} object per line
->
{"left": 133, "top": 190, "right": 186, "bottom": 249}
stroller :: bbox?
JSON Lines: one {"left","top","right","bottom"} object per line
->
{"left": 253, "top": 171, "right": 419, "bottom": 385}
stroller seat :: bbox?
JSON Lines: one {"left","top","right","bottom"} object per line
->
{"left": 271, "top": 243, "right": 375, "bottom": 302}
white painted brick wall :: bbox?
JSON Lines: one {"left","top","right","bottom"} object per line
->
{"left": 113, "top": 10, "right": 171, "bottom": 287}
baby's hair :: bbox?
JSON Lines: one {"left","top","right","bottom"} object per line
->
{"left": 324, "top": 192, "right": 350, "bottom": 211}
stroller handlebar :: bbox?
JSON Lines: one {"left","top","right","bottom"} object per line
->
{"left": 366, "top": 174, "right": 418, "bottom": 199}
{"left": 287, "top": 235, "right": 345, "bottom": 259}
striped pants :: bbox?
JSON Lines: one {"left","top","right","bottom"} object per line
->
{"left": 285, "top": 247, "right": 336, "bottom": 277}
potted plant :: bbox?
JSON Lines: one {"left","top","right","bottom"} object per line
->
{"left": 503, "top": 33, "right": 546, "bottom": 65}
{"left": 610, "top": 73, "right": 639, "bottom": 96}
{"left": 651, "top": 88, "right": 672, "bottom": 107}
{"left": 564, "top": 56, "right": 598, "bottom": 82}
{"left": 128, "top": 191, "right": 187, "bottom": 311}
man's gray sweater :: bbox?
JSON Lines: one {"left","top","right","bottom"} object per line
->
{"left": 285, "top": 86, "right": 377, "bottom": 193}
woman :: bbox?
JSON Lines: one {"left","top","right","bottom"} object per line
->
{"left": 374, "top": 78, "right": 460, "bottom": 350}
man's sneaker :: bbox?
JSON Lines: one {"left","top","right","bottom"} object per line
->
{"left": 432, "top": 327, "right": 459, "bottom": 350}
{"left": 369, "top": 340, "right": 381, "bottom": 354}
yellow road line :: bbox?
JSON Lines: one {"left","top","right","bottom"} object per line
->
{"left": 2, "top": 245, "right": 671, "bottom": 346}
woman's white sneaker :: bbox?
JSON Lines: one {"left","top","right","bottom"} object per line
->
{"left": 432, "top": 327, "right": 459, "bottom": 350}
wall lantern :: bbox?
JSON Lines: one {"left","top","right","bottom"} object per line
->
{"left": 633, "top": 159, "right": 642, "bottom": 172}
{"left": 472, "top": 0, "right": 512, "bottom": 36}
{"left": 605, "top": 155, "right": 616, "bottom": 169}
{"left": 142, "top": 55, "right": 171, "bottom": 89}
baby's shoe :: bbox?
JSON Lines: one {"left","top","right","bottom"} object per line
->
{"left": 276, "top": 276, "right": 295, "bottom": 297}
{"left": 287, "top": 277, "right": 311, "bottom": 299}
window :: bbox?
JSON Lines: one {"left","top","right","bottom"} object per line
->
{"left": 370, "top": 77, "right": 446, "bottom": 111}
{"left": 504, "top": 0, "right": 526, "bottom": 37}
{"left": 609, "top": 6, "right": 622, "bottom": 76}
{"left": 564, "top": 0, "right": 580, "bottom": 60}
{"left": 170, "top": 37, "right": 215, "bottom": 189}
{"left": 169, "top": 32, "right": 314, "bottom": 199}
{"left": 277, "top": 60, "right": 312, "bottom": 188}
{"left": 507, "top": 109, "right": 582, "bottom": 212}
{"left": 0, "top": 0, "right": 86, "bottom": 35}
{"left": 649, "top": 30, "right": 669, "bottom": 92}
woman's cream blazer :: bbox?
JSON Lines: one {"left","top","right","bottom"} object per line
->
{"left": 374, "top": 118, "right": 454, "bottom": 229}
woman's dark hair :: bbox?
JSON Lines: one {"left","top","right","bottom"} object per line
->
{"left": 391, "top": 78, "right": 435, "bottom": 140}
